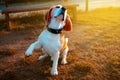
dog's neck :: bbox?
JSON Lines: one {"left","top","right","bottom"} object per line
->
{"left": 48, "top": 18, "right": 65, "bottom": 29}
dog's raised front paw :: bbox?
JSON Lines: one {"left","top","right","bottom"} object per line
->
{"left": 25, "top": 50, "right": 32, "bottom": 56}
{"left": 51, "top": 70, "right": 58, "bottom": 75}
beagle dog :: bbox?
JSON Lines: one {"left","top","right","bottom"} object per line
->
{"left": 25, "top": 5, "right": 72, "bottom": 75}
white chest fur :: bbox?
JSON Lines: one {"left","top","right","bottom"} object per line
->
{"left": 48, "top": 18, "right": 65, "bottom": 29}
{"left": 38, "top": 30, "right": 62, "bottom": 56}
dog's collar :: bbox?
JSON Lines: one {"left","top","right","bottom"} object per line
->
{"left": 47, "top": 25, "right": 63, "bottom": 34}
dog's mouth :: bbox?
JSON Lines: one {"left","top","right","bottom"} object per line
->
{"left": 53, "top": 6, "right": 66, "bottom": 21}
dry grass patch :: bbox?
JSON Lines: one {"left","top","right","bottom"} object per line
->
{"left": 107, "top": 56, "right": 120, "bottom": 80}
{"left": 0, "top": 12, "right": 45, "bottom": 31}
{"left": 0, "top": 19, "right": 6, "bottom": 31}
{"left": 72, "top": 61, "right": 94, "bottom": 76}
{"left": 10, "top": 12, "right": 45, "bottom": 30}
{"left": 0, "top": 70, "right": 15, "bottom": 80}
{"left": 0, "top": 48, "right": 17, "bottom": 56}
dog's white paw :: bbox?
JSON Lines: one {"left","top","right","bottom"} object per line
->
{"left": 38, "top": 56, "right": 45, "bottom": 60}
{"left": 38, "top": 54, "right": 48, "bottom": 60}
{"left": 61, "top": 60, "right": 67, "bottom": 65}
{"left": 25, "top": 50, "right": 32, "bottom": 56}
{"left": 51, "top": 70, "right": 58, "bottom": 76}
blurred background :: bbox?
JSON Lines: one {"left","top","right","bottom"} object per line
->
{"left": 1, "top": 0, "right": 120, "bottom": 12}
{"left": 71, "top": 0, "right": 120, "bottom": 10}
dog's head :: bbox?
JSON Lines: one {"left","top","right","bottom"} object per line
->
{"left": 45, "top": 5, "right": 72, "bottom": 31}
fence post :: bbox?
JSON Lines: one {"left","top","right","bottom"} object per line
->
{"left": 5, "top": 0, "right": 8, "bottom": 7}
{"left": 85, "top": 0, "right": 88, "bottom": 12}
{"left": 63, "top": 0, "right": 68, "bottom": 2}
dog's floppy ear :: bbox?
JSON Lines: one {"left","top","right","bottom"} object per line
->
{"left": 45, "top": 8, "right": 53, "bottom": 24}
{"left": 63, "top": 15, "right": 72, "bottom": 31}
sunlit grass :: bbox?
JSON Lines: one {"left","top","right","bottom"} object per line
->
{"left": 69, "top": 7, "right": 120, "bottom": 80}
{"left": 77, "top": 7, "right": 120, "bottom": 26}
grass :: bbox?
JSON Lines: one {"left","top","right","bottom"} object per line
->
{"left": 0, "top": 48, "right": 17, "bottom": 56}
{"left": 72, "top": 61, "right": 94, "bottom": 77}
{"left": 0, "top": 12, "right": 45, "bottom": 31}
{"left": 73, "top": 7, "right": 120, "bottom": 80}
{"left": 0, "top": 7, "right": 120, "bottom": 80}
{"left": 0, "top": 71, "right": 15, "bottom": 80}
{"left": 0, "top": 19, "right": 6, "bottom": 31}
{"left": 107, "top": 56, "right": 120, "bottom": 80}
{"left": 10, "top": 12, "right": 45, "bottom": 30}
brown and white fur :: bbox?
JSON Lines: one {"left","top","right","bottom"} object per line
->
{"left": 25, "top": 5, "right": 72, "bottom": 75}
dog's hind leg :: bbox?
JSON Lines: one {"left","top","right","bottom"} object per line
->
{"left": 61, "top": 38, "right": 69, "bottom": 64}
{"left": 38, "top": 54, "right": 48, "bottom": 60}
{"left": 61, "top": 47, "right": 68, "bottom": 64}
{"left": 38, "top": 48, "right": 48, "bottom": 60}
{"left": 25, "top": 40, "right": 41, "bottom": 56}
{"left": 51, "top": 52, "right": 60, "bottom": 75}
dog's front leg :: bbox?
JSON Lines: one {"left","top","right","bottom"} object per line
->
{"left": 25, "top": 40, "right": 41, "bottom": 56}
{"left": 51, "top": 52, "right": 60, "bottom": 75}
